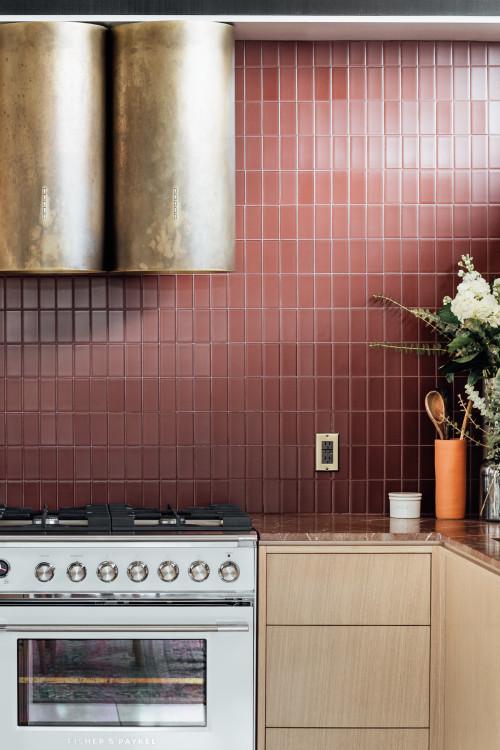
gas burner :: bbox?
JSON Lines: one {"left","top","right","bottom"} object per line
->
{"left": 0, "top": 503, "right": 253, "bottom": 535}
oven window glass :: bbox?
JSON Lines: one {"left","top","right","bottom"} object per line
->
{"left": 17, "top": 639, "right": 207, "bottom": 727}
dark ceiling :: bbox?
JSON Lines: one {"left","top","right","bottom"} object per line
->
{"left": 0, "top": 0, "right": 497, "bottom": 16}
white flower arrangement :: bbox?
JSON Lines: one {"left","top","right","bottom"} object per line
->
{"left": 444, "top": 256, "right": 500, "bottom": 329}
{"left": 373, "top": 254, "right": 500, "bottom": 465}
{"left": 372, "top": 254, "right": 500, "bottom": 385}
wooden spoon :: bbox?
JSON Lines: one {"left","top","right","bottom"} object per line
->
{"left": 425, "top": 390, "right": 446, "bottom": 440}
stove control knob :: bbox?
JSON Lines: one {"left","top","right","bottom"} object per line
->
{"left": 127, "top": 561, "right": 149, "bottom": 583}
{"left": 189, "top": 560, "right": 210, "bottom": 582}
{"left": 67, "top": 562, "right": 87, "bottom": 583}
{"left": 158, "top": 561, "right": 179, "bottom": 582}
{"left": 35, "top": 562, "right": 55, "bottom": 583}
{"left": 219, "top": 560, "right": 240, "bottom": 583}
{"left": 0, "top": 560, "right": 10, "bottom": 578}
{"left": 97, "top": 561, "right": 118, "bottom": 583}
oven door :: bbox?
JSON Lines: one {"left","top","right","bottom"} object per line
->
{"left": 0, "top": 603, "right": 254, "bottom": 750}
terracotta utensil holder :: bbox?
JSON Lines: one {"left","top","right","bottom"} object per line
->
{"left": 435, "top": 439, "right": 467, "bottom": 519}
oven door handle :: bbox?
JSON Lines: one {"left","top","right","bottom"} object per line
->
{"left": 0, "top": 622, "right": 249, "bottom": 633}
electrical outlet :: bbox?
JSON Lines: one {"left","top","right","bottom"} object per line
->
{"left": 315, "top": 433, "right": 339, "bottom": 471}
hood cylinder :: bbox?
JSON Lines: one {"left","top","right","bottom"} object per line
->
{"left": 112, "top": 21, "right": 235, "bottom": 273}
{"left": 0, "top": 22, "right": 106, "bottom": 273}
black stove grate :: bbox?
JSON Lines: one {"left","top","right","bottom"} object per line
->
{"left": 0, "top": 503, "right": 253, "bottom": 535}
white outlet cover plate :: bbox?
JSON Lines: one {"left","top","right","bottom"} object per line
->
{"left": 315, "top": 433, "right": 339, "bottom": 472}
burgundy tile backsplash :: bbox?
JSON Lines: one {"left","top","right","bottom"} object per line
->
{"left": 1, "top": 40, "right": 499, "bottom": 514}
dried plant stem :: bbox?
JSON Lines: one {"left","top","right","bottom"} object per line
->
{"left": 369, "top": 342, "right": 448, "bottom": 355}
{"left": 458, "top": 394, "right": 487, "bottom": 435}
{"left": 442, "top": 416, "right": 487, "bottom": 449}
{"left": 372, "top": 294, "right": 444, "bottom": 336}
{"left": 460, "top": 400, "right": 473, "bottom": 440}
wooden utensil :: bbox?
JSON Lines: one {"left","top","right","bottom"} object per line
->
{"left": 425, "top": 390, "right": 446, "bottom": 440}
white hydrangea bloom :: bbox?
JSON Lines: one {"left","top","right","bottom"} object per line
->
{"left": 448, "top": 263, "right": 500, "bottom": 328}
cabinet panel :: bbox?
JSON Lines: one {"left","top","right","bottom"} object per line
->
{"left": 445, "top": 551, "right": 500, "bottom": 750}
{"left": 266, "top": 728, "right": 429, "bottom": 750}
{"left": 267, "top": 553, "right": 431, "bottom": 625}
{"left": 266, "top": 625, "right": 429, "bottom": 728}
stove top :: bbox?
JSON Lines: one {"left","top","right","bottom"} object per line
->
{"left": 0, "top": 503, "right": 253, "bottom": 535}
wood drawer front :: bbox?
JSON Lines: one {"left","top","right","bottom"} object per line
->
{"left": 267, "top": 553, "right": 431, "bottom": 625}
{"left": 266, "top": 729, "right": 429, "bottom": 750}
{"left": 266, "top": 626, "right": 429, "bottom": 728}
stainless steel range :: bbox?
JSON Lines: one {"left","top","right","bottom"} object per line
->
{"left": 0, "top": 503, "right": 257, "bottom": 750}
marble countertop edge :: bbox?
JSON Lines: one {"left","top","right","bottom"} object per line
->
{"left": 251, "top": 514, "right": 500, "bottom": 574}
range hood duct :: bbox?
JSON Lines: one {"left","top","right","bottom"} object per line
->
{"left": 112, "top": 21, "right": 235, "bottom": 273}
{"left": 0, "top": 22, "right": 106, "bottom": 273}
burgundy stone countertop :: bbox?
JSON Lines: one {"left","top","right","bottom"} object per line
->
{"left": 251, "top": 514, "right": 500, "bottom": 574}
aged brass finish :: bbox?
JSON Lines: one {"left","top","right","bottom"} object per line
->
{"left": 112, "top": 21, "right": 235, "bottom": 273}
{"left": 0, "top": 22, "right": 106, "bottom": 273}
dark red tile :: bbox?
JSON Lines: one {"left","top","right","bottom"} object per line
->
{"left": 314, "top": 67, "right": 331, "bottom": 101}
{"left": 0, "top": 40, "right": 496, "bottom": 515}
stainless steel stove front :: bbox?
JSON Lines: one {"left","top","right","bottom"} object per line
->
{"left": 0, "top": 536, "right": 256, "bottom": 750}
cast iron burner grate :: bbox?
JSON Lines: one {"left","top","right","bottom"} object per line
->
{"left": 0, "top": 503, "right": 253, "bottom": 535}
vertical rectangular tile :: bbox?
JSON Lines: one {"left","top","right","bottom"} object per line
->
{"left": 0, "top": 40, "right": 492, "bottom": 516}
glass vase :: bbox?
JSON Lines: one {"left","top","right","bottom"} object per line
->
{"left": 479, "top": 378, "right": 500, "bottom": 520}
{"left": 482, "top": 378, "right": 496, "bottom": 457}
{"left": 480, "top": 460, "right": 500, "bottom": 521}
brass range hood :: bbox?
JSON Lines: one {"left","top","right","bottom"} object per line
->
{"left": 112, "top": 21, "right": 235, "bottom": 273}
{"left": 0, "top": 22, "right": 106, "bottom": 273}
{"left": 0, "top": 20, "right": 235, "bottom": 274}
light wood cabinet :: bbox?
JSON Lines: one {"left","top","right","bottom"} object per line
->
{"left": 266, "top": 625, "right": 429, "bottom": 728}
{"left": 444, "top": 550, "right": 500, "bottom": 750}
{"left": 266, "top": 728, "right": 429, "bottom": 750}
{"left": 267, "top": 553, "right": 431, "bottom": 625}
{"left": 260, "top": 541, "right": 500, "bottom": 750}
{"left": 259, "top": 545, "right": 436, "bottom": 750}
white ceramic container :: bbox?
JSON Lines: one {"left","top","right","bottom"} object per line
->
{"left": 389, "top": 492, "right": 422, "bottom": 519}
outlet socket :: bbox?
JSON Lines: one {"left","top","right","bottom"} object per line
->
{"left": 315, "top": 433, "right": 339, "bottom": 471}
